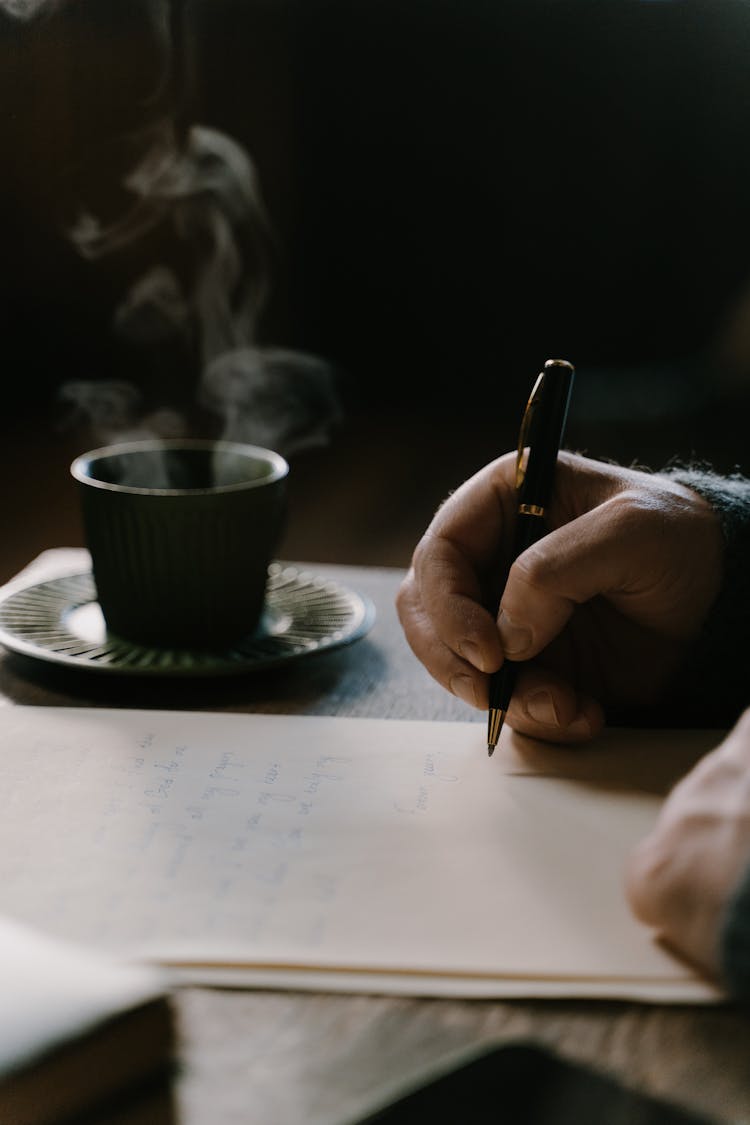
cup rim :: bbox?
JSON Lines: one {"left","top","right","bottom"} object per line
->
{"left": 70, "top": 438, "right": 289, "bottom": 496}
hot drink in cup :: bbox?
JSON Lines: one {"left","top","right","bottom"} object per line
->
{"left": 71, "top": 439, "right": 288, "bottom": 649}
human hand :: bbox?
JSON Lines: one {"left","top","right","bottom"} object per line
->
{"left": 626, "top": 709, "right": 750, "bottom": 980}
{"left": 396, "top": 451, "right": 724, "bottom": 741}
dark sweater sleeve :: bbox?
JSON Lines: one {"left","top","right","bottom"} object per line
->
{"left": 658, "top": 467, "right": 750, "bottom": 728}
{"left": 720, "top": 861, "right": 750, "bottom": 1001}
{"left": 663, "top": 468, "right": 750, "bottom": 999}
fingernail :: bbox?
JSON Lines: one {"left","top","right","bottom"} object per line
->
{"left": 497, "top": 611, "right": 532, "bottom": 657}
{"left": 450, "top": 673, "right": 477, "bottom": 707}
{"left": 458, "top": 640, "right": 484, "bottom": 671}
{"left": 526, "top": 690, "right": 560, "bottom": 726}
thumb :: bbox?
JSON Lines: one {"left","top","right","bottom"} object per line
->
{"left": 496, "top": 492, "right": 646, "bottom": 659}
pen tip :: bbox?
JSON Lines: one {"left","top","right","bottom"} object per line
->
{"left": 487, "top": 708, "right": 506, "bottom": 756}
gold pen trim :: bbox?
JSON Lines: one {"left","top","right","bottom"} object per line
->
{"left": 515, "top": 370, "right": 545, "bottom": 489}
{"left": 487, "top": 708, "right": 507, "bottom": 755}
{"left": 518, "top": 503, "right": 545, "bottom": 517}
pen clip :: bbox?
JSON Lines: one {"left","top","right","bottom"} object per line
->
{"left": 515, "top": 370, "right": 545, "bottom": 490}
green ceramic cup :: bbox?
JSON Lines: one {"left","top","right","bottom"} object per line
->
{"left": 71, "top": 439, "right": 289, "bottom": 649}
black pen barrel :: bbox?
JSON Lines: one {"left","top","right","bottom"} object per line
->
{"left": 520, "top": 360, "right": 574, "bottom": 510}
{"left": 511, "top": 510, "right": 549, "bottom": 557}
{"left": 491, "top": 509, "right": 548, "bottom": 713}
{"left": 488, "top": 359, "right": 575, "bottom": 753}
{"left": 488, "top": 659, "right": 518, "bottom": 714}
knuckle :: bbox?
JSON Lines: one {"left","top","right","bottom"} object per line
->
{"left": 409, "top": 533, "right": 430, "bottom": 574}
{"left": 735, "top": 707, "right": 750, "bottom": 740}
{"left": 395, "top": 571, "right": 415, "bottom": 622}
{"left": 411, "top": 529, "right": 452, "bottom": 585}
{"left": 606, "top": 488, "right": 657, "bottom": 529}
{"left": 509, "top": 547, "right": 547, "bottom": 590}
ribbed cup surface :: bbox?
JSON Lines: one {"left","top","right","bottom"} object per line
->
{"left": 74, "top": 442, "right": 287, "bottom": 649}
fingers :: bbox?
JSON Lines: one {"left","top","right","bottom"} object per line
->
{"left": 401, "top": 454, "right": 520, "bottom": 675}
{"left": 406, "top": 452, "right": 636, "bottom": 671}
{"left": 398, "top": 446, "right": 723, "bottom": 733}
{"left": 625, "top": 709, "right": 750, "bottom": 977}
{"left": 408, "top": 531, "right": 505, "bottom": 674}
{"left": 497, "top": 483, "right": 718, "bottom": 660}
{"left": 397, "top": 451, "right": 624, "bottom": 729}
{"left": 396, "top": 568, "right": 489, "bottom": 709}
{"left": 496, "top": 499, "right": 635, "bottom": 659}
{"left": 504, "top": 664, "right": 605, "bottom": 743}
{"left": 397, "top": 570, "right": 604, "bottom": 740}
{"left": 403, "top": 451, "right": 623, "bottom": 663}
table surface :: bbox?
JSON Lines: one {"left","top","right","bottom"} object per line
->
{"left": 2, "top": 551, "right": 749, "bottom": 1125}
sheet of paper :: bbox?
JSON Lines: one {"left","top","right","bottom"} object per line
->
{"left": 0, "top": 915, "right": 166, "bottom": 1075}
{"left": 0, "top": 707, "right": 724, "bottom": 1000}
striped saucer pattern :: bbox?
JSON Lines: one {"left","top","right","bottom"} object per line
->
{"left": 0, "top": 563, "right": 375, "bottom": 677}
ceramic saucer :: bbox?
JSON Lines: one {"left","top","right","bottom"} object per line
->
{"left": 0, "top": 563, "right": 375, "bottom": 676}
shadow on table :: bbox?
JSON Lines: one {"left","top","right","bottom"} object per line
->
{"left": 0, "top": 638, "right": 388, "bottom": 717}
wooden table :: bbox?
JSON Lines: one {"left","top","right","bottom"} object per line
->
{"left": 2, "top": 553, "right": 749, "bottom": 1125}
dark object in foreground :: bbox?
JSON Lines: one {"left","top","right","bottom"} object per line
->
{"left": 356, "top": 1041, "right": 718, "bottom": 1125}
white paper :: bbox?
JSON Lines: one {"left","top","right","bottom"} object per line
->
{"left": 0, "top": 915, "right": 165, "bottom": 1073}
{"left": 0, "top": 707, "right": 724, "bottom": 1000}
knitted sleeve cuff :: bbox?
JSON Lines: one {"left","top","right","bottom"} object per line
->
{"left": 658, "top": 467, "right": 750, "bottom": 727}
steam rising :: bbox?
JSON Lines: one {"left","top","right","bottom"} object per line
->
{"left": 59, "top": 380, "right": 185, "bottom": 446}
{"left": 63, "top": 116, "right": 339, "bottom": 453}
{"left": 0, "top": 0, "right": 63, "bottom": 19}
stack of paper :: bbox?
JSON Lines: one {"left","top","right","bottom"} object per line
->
{"left": 0, "top": 706, "right": 723, "bottom": 1002}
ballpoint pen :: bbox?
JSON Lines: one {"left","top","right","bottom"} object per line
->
{"left": 487, "top": 359, "right": 575, "bottom": 755}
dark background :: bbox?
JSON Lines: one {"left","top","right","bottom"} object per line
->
{"left": 2, "top": 0, "right": 750, "bottom": 580}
